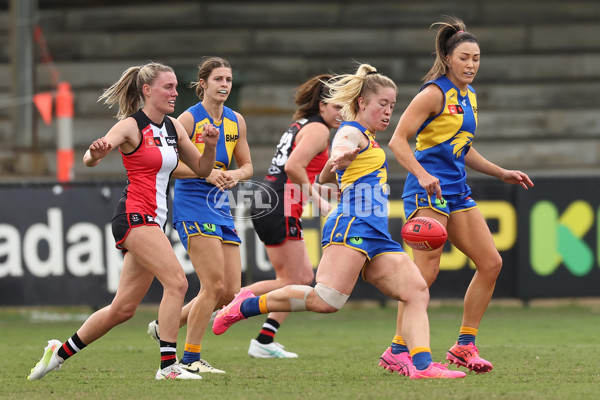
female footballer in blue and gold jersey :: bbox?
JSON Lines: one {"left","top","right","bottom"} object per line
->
{"left": 148, "top": 57, "right": 252, "bottom": 375}
{"left": 387, "top": 17, "right": 533, "bottom": 374}
{"left": 211, "top": 63, "right": 466, "bottom": 379}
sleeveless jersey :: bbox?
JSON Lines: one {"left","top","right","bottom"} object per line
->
{"left": 114, "top": 109, "right": 179, "bottom": 229}
{"left": 403, "top": 75, "right": 478, "bottom": 197}
{"left": 331, "top": 121, "right": 389, "bottom": 234}
{"left": 260, "top": 114, "right": 329, "bottom": 218}
{"left": 172, "top": 102, "right": 240, "bottom": 225}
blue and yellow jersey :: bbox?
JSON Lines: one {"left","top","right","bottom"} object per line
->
{"left": 403, "top": 75, "right": 478, "bottom": 197}
{"left": 173, "top": 102, "right": 240, "bottom": 226}
{"left": 331, "top": 121, "right": 389, "bottom": 235}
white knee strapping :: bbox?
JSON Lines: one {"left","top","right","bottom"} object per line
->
{"left": 289, "top": 285, "right": 312, "bottom": 311}
{"left": 314, "top": 283, "right": 349, "bottom": 310}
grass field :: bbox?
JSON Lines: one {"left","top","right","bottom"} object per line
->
{"left": 2, "top": 301, "right": 599, "bottom": 400}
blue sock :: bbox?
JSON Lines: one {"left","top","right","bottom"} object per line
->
{"left": 391, "top": 343, "right": 409, "bottom": 354}
{"left": 412, "top": 351, "right": 433, "bottom": 371}
{"left": 240, "top": 297, "right": 262, "bottom": 318}
{"left": 181, "top": 350, "right": 200, "bottom": 364}
{"left": 458, "top": 334, "right": 476, "bottom": 346}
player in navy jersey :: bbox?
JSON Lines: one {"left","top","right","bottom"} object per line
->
{"left": 212, "top": 64, "right": 466, "bottom": 379}
{"left": 385, "top": 17, "right": 533, "bottom": 374}
{"left": 244, "top": 75, "right": 342, "bottom": 358}
{"left": 147, "top": 57, "right": 252, "bottom": 374}
{"left": 28, "top": 62, "right": 218, "bottom": 381}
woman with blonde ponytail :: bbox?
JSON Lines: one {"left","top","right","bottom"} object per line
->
{"left": 28, "top": 62, "right": 219, "bottom": 381}
{"left": 212, "top": 63, "right": 466, "bottom": 380}
{"left": 242, "top": 74, "right": 342, "bottom": 359}
{"left": 385, "top": 17, "right": 533, "bottom": 375}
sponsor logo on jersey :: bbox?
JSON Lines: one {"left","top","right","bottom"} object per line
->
{"left": 145, "top": 137, "right": 156, "bottom": 147}
{"left": 226, "top": 134, "right": 238, "bottom": 142}
{"left": 142, "top": 125, "right": 153, "bottom": 137}
{"left": 195, "top": 133, "right": 204, "bottom": 144}
{"left": 145, "top": 137, "right": 162, "bottom": 147}
{"left": 165, "top": 136, "right": 177, "bottom": 146}
{"left": 448, "top": 104, "right": 464, "bottom": 115}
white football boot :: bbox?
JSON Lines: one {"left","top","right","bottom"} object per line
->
{"left": 248, "top": 339, "right": 298, "bottom": 358}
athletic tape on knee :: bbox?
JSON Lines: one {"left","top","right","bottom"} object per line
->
{"left": 289, "top": 285, "right": 312, "bottom": 311}
{"left": 314, "top": 283, "right": 349, "bottom": 310}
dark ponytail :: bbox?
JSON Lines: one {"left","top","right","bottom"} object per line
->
{"left": 423, "top": 16, "right": 479, "bottom": 82}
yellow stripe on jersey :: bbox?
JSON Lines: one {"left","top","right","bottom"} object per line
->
{"left": 451, "top": 131, "right": 474, "bottom": 157}
{"left": 191, "top": 117, "right": 238, "bottom": 171}
{"left": 223, "top": 118, "right": 238, "bottom": 164}
{"left": 192, "top": 117, "right": 210, "bottom": 153}
{"left": 339, "top": 139, "right": 387, "bottom": 191}
{"left": 415, "top": 87, "right": 478, "bottom": 152}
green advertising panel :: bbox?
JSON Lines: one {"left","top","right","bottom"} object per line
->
{"left": 517, "top": 177, "right": 600, "bottom": 298}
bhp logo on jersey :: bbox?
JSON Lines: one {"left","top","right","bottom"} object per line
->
{"left": 206, "top": 180, "right": 279, "bottom": 220}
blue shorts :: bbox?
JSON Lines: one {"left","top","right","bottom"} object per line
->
{"left": 321, "top": 214, "right": 404, "bottom": 260}
{"left": 174, "top": 221, "right": 241, "bottom": 251}
{"left": 403, "top": 191, "right": 477, "bottom": 220}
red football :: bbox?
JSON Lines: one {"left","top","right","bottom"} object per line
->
{"left": 401, "top": 217, "right": 447, "bottom": 251}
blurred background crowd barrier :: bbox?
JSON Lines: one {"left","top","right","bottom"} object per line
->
{"left": 1, "top": 177, "right": 599, "bottom": 306}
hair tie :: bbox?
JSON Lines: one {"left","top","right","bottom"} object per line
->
{"left": 456, "top": 30, "right": 464, "bottom": 33}
{"left": 366, "top": 70, "right": 378, "bottom": 76}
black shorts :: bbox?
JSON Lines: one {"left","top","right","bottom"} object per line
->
{"left": 251, "top": 212, "right": 303, "bottom": 246}
{"left": 112, "top": 212, "right": 160, "bottom": 253}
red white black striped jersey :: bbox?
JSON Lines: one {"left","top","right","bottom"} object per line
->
{"left": 114, "top": 109, "right": 179, "bottom": 228}
{"left": 258, "top": 114, "right": 329, "bottom": 218}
